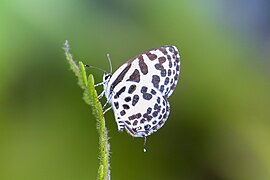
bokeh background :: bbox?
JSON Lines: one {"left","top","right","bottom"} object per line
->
{"left": 1, "top": 1, "right": 270, "bottom": 180}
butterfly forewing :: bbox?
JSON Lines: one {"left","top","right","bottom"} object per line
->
{"left": 104, "top": 46, "right": 180, "bottom": 137}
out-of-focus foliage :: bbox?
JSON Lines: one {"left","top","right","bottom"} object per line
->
{"left": 0, "top": 1, "right": 269, "bottom": 180}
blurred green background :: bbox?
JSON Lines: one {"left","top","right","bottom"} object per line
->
{"left": 1, "top": 0, "right": 270, "bottom": 180}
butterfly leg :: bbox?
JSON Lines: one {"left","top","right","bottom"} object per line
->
{"left": 102, "top": 100, "right": 109, "bottom": 110}
{"left": 94, "top": 82, "right": 104, "bottom": 87}
{"left": 103, "top": 106, "right": 112, "bottom": 114}
{"left": 98, "top": 90, "right": 105, "bottom": 99}
{"left": 102, "top": 93, "right": 113, "bottom": 110}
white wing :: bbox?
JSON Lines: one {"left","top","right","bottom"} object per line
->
{"left": 105, "top": 46, "right": 180, "bottom": 137}
{"left": 105, "top": 46, "right": 180, "bottom": 98}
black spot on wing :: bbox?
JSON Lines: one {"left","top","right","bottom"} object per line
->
{"left": 158, "top": 47, "right": 168, "bottom": 55}
{"left": 168, "top": 60, "right": 173, "bottom": 68}
{"left": 158, "top": 56, "right": 166, "bottom": 63}
{"left": 147, "top": 107, "right": 152, "bottom": 114}
{"left": 120, "top": 110, "right": 126, "bottom": 116}
{"left": 124, "top": 96, "right": 131, "bottom": 102}
{"left": 143, "top": 113, "right": 152, "bottom": 121}
{"left": 127, "top": 69, "right": 140, "bottom": 83}
{"left": 162, "top": 108, "right": 165, "bottom": 113}
{"left": 141, "top": 86, "right": 148, "bottom": 93}
{"left": 154, "top": 104, "right": 161, "bottom": 111}
{"left": 128, "top": 84, "right": 136, "bottom": 94}
{"left": 155, "top": 64, "right": 164, "bottom": 71}
{"left": 143, "top": 93, "right": 152, "bottom": 100}
{"left": 128, "top": 113, "right": 142, "bottom": 120}
{"left": 123, "top": 104, "right": 130, "bottom": 109}
{"left": 110, "top": 64, "right": 131, "bottom": 93}
{"left": 158, "top": 120, "right": 164, "bottom": 126}
{"left": 168, "top": 69, "right": 172, "bottom": 76}
{"left": 114, "top": 86, "right": 126, "bottom": 99}
{"left": 138, "top": 56, "right": 148, "bottom": 75}
{"left": 160, "top": 69, "right": 166, "bottom": 77}
{"left": 152, "top": 75, "right": 160, "bottom": 89}
{"left": 132, "top": 94, "right": 139, "bottom": 106}
{"left": 145, "top": 52, "right": 157, "bottom": 60}
{"left": 133, "top": 120, "right": 138, "bottom": 126}
{"left": 114, "top": 102, "right": 119, "bottom": 109}
{"left": 152, "top": 111, "right": 158, "bottom": 117}
{"left": 164, "top": 77, "right": 170, "bottom": 85}
{"left": 169, "top": 46, "right": 175, "bottom": 53}
{"left": 151, "top": 89, "right": 156, "bottom": 95}
{"left": 144, "top": 124, "right": 151, "bottom": 131}
{"left": 162, "top": 100, "right": 166, "bottom": 106}
{"left": 160, "top": 85, "right": 164, "bottom": 93}
{"left": 157, "top": 97, "right": 160, "bottom": 104}
{"left": 140, "top": 119, "right": 146, "bottom": 124}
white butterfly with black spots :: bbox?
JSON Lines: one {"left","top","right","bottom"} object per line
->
{"left": 99, "top": 46, "right": 180, "bottom": 138}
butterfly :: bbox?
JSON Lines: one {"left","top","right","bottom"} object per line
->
{"left": 96, "top": 46, "right": 180, "bottom": 150}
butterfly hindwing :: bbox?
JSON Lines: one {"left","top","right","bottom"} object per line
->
{"left": 110, "top": 82, "right": 170, "bottom": 137}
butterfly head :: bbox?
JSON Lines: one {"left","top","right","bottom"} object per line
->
{"left": 102, "top": 53, "right": 113, "bottom": 84}
{"left": 103, "top": 72, "right": 112, "bottom": 81}
{"left": 103, "top": 72, "right": 112, "bottom": 86}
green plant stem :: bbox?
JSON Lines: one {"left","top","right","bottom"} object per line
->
{"left": 64, "top": 40, "right": 110, "bottom": 180}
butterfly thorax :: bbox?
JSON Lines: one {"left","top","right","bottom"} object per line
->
{"left": 102, "top": 73, "right": 112, "bottom": 100}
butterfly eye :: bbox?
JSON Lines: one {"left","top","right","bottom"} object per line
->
{"left": 104, "top": 74, "right": 111, "bottom": 80}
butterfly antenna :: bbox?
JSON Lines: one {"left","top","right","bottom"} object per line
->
{"left": 143, "top": 136, "right": 147, "bottom": 153}
{"left": 107, "top": 53, "right": 113, "bottom": 74}
{"left": 85, "top": 64, "right": 107, "bottom": 73}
